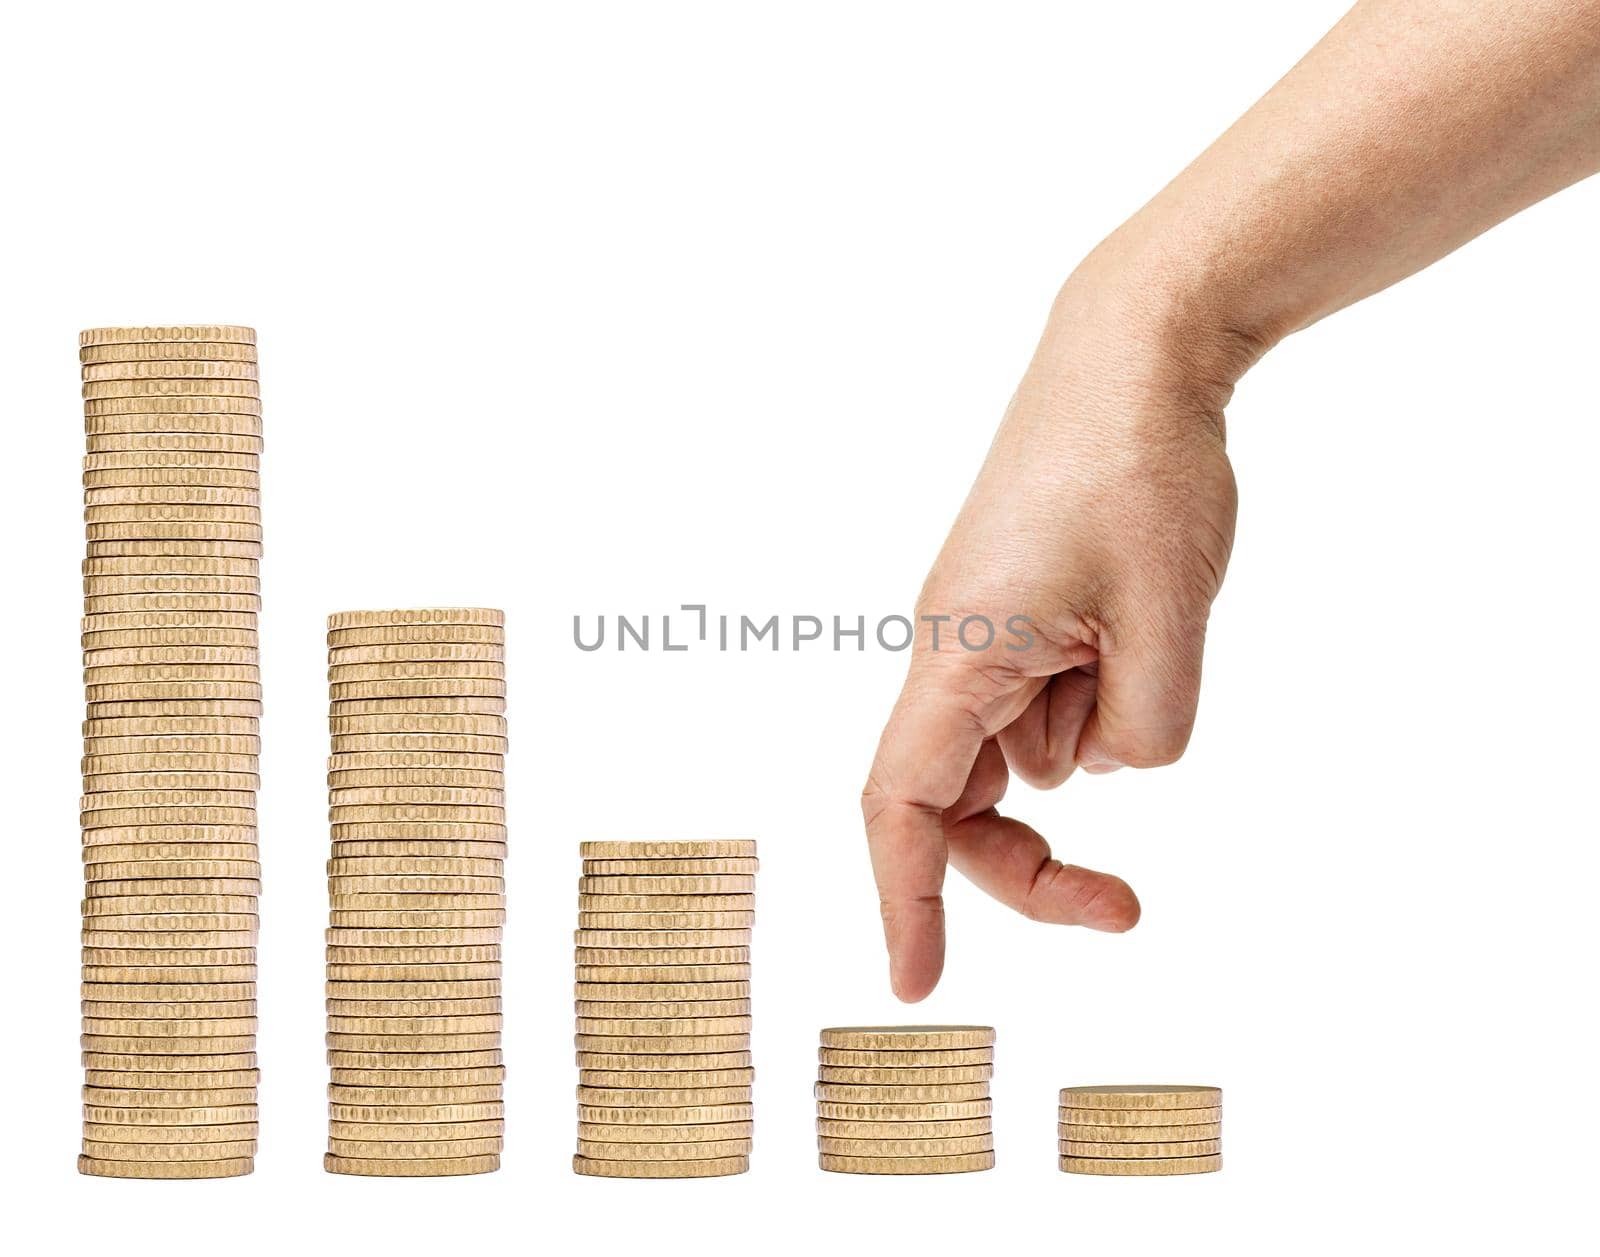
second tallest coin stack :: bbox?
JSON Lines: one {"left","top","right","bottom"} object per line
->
{"left": 78, "top": 325, "right": 264, "bottom": 1180}
{"left": 324, "top": 608, "right": 509, "bottom": 1176}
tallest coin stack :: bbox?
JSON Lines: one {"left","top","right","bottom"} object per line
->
{"left": 78, "top": 326, "right": 264, "bottom": 1181}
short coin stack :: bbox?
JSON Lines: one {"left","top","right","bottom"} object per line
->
{"left": 815, "top": 1026, "right": 996, "bottom": 1174}
{"left": 1058, "top": 1085, "right": 1223, "bottom": 1175}
{"left": 78, "top": 325, "right": 264, "bottom": 1181}
{"left": 573, "top": 840, "right": 758, "bottom": 1179}
{"left": 324, "top": 608, "right": 508, "bottom": 1177}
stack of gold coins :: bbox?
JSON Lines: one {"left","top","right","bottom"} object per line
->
{"left": 572, "top": 840, "right": 758, "bottom": 1179}
{"left": 77, "top": 325, "right": 264, "bottom": 1181}
{"left": 814, "top": 1026, "right": 996, "bottom": 1174}
{"left": 1058, "top": 1085, "right": 1223, "bottom": 1175}
{"left": 323, "top": 608, "right": 508, "bottom": 1178}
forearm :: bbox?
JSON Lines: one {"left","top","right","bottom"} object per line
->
{"left": 1052, "top": 0, "right": 1600, "bottom": 391}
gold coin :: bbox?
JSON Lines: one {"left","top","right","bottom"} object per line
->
{"left": 575, "top": 1034, "right": 751, "bottom": 1056}
{"left": 84, "top": 501, "right": 259, "bottom": 524}
{"left": 580, "top": 874, "right": 755, "bottom": 895}
{"left": 815, "top": 1118, "right": 992, "bottom": 1140}
{"left": 328, "top": 660, "right": 505, "bottom": 683}
{"left": 328, "top": 1102, "right": 502, "bottom": 1123}
{"left": 82, "top": 944, "right": 256, "bottom": 966}
{"left": 83, "top": 576, "right": 258, "bottom": 598}
{"left": 82, "top": 748, "right": 258, "bottom": 771}
{"left": 325, "top": 1034, "right": 502, "bottom": 1053}
{"left": 1062, "top": 1119, "right": 1222, "bottom": 1138}
{"left": 82, "top": 1140, "right": 257, "bottom": 1162}
{"left": 1061, "top": 1139, "right": 1222, "bottom": 1159}
{"left": 579, "top": 1068, "right": 754, "bottom": 1090}
{"left": 79, "top": 1155, "right": 252, "bottom": 1179}
{"left": 327, "top": 963, "right": 501, "bottom": 981}
{"left": 816, "top": 1100, "right": 993, "bottom": 1122}
{"left": 82, "top": 980, "right": 254, "bottom": 1001}
{"left": 81, "top": 932, "right": 256, "bottom": 953}
{"left": 324, "top": 1153, "right": 498, "bottom": 1176}
{"left": 1060, "top": 1155, "right": 1222, "bottom": 1176}
{"left": 328, "top": 1067, "right": 504, "bottom": 1087}
{"left": 83, "top": 629, "right": 259, "bottom": 653}
{"left": 83, "top": 486, "right": 260, "bottom": 510}
{"left": 81, "top": 1120, "right": 257, "bottom": 1144}
{"left": 574, "top": 999, "right": 749, "bottom": 1019}
{"left": 83, "top": 1103, "right": 256, "bottom": 1126}
{"left": 82, "top": 833, "right": 259, "bottom": 857}
{"left": 572, "top": 967, "right": 753, "bottom": 987}
{"left": 80, "top": 893, "right": 256, "bottom": 916}
{"left": 577, "top": 912, "right": 754, "bottom": 930}
{"left": 823, "top": 1051, "right": 1006, "bottom": 1073}
{"left": 327, "top": 801, "right": 505, "bottom": 824}
{"left": 818, "top": 1064, "right": 993, "bottom": 1085}
{"left": 86, "top": 431, "right": 262, "bottom": 456}
{"left": 1059, "top": 1085, "right": 1222, "bottom": 1110}
{"left": 574, "top": 953, "right": 749, "bottom": 971}
{"left": 329, "top": 642, "right": 505, "bottom": 665}
{"left": 85, "top": 879, "right": 259, "bottom": 900}
{"left": 84, "top": 1086, "right": 256, "bottom": 1108}
{"left": 85, "top": 862, "right": 260, "bottom": 883}
{"left": 573, "top": 929, "right": 751, "bottom": 949}
{"left": 575, "top": 1016, "right": 752, "bottom": 1038}
{"left": 81, "top": 360, "right": 258, "bottom": 381}
{"left": 328, "top": 858, "right": 502, "bottom": 878}
{"left": 85, "top": 1069, "right": 259, "bottom": 1090}
{"left": 575, "top": 1139, "right": 751, "bottom": 1162}
{"left": 82, "top": 1019, "right": 258, "bottom": 1040}
{"left": 576, "top": 1103, "right": 751, "bottom": 1125}
{"left": 80, "top": 325, "right": 256, "bottom": 347}
{"left": 82, "top": 467, "right": 258, "bottom": 491}
{"left": 820, "top": 1152, "right": 994, "bottom": 1175}
{"left": 83, "top": 1001, "right": 256, "bottom": 1021}
{"left": 330, "top": 733, "right": 506, "bottom": 755}
{"left": 325, "top": 927, "right": 502, "bottom": 945}
{"left": 83, "top": 378, "right": 259, "bottom": 399}
{"left": 578, "top": 841, "right": 757, "bottom": 860}
{"left": 576, "top": 1085, "right": 751, "bottom": 1107}
{"left": 325, "top": 980, "right": 500, "bottom": 1000}
{"left": 329, "top": 680, "right": 505, "bottom": 703}
{"left": 329, "top": 711, "right": 506, "bottom": 733}
{"left": 1060, "top": 1106, "right": 1222, "bottom": 1127}
{"left": 327, "top": 608, "right": 504, "bottom": 631}
{"left": 329, "top": 748, "right": 501, "bottom": 770}
{"left": 572, "top": 982, "right": 749, "bottom": 1002}
{"left": 86, "top": 523, "right": 262, "bottom": 544}
{"left": 327, "top": 1119, "right": 503, "bottom": 1141}
{"left": 80, "top": 798, "right": 258, "bottom": 822}
{"left": 820, "top": 1026, "right": 995, "bottom": 1051}
{"left": 327, "top": 1138, "right": 502, "bottom": 1159}
{"left": 326, "top": 1049, "right": 502, "bottom": 1071}
{"left": 326, "top": 623, "right": 505, "bottom": 647}
{"left": 814, "top": 1082, "right": 989, "bottom": 1104}
{"left": 328, "top": 771, "right": 504, "bottom": 794}
{"left": 327, "top": 912, "right": 505, "bottom": 929}
{"left": 83, "top": 394, "right": 261, "bottom": 416}
{"left": 326, "top": 1015, "right": 502, "bottom": 1036}
{"left": 80, "top": 1052, "right": 256, "bottom": 1074}
{"left": 583, "top": 858, "right": 759, "bottom": 875}
{"left": 818, "top": 1134, "right": 994, "bottom": 1157}
{"left": 81, "top": 340, "right": 258, "bottom": 363}
{"left": 577, "top": 1120, "right": 752, "bottom": 1144}
{"left": 328, "top": 1084, "right": 503, "bottom": 1105}
{"left": 325, "top": 943, "right": 500, "bottom": 962}
{"left": 571, "top": 1155, "right": 746, "bottom": 1179}
{"left": 329, "top": 836, "right": 506, "bottom": 856}
{"left": 575, "top": 1050, "right": 751, "bottom": 1072}
{"left": 82, "top": 966, "right": 258, "bottom": 985}
{"left": 328, "top": 785, "right": 504, "bottom": 807}
{"left": 84, "top": 447, "right": 259, "bottom": 471}
{"left": 576, "top": 894, "right": 753, "bottom": 912}
{"left": 327, "top": 998, "right": 500, "bottom": 1018}
{"left": 327, "top": 889, "right": 505, "bottom": 908}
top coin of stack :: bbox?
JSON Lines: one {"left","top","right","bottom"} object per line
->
{"left": 77, "top": 325, "right": 264, "bottom": 1182}
{"left": 323, "top": 609, "right": 508, "bottom": 1178}
{"left": 814, "top": 1025, "right": 996, "bottom": 1174}
{"left": 1058, "top": 1085, "right": 1223, "bottom": 1175}
{"left": 572, "top": 839, "right": 758, "bottom": 1179}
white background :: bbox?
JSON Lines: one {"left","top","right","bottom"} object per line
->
{"left": 2, "top": 1, "right": 1596, "bottom": 1252}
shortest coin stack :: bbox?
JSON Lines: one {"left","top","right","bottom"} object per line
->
{"left": 573, "top": 839, "right": 758, "bottom": 1179}
{"left": 815, "top": 1026, "right": 996, "bottom": 1174}
{"left": 1058, "top": 1085, "right": 1223, "bottom": 1176}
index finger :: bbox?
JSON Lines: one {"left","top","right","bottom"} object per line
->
{"left": 860, "top": 670, "right": 988, "bottom": 1002}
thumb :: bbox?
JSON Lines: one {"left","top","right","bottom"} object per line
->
{"left": 1074, "top": 607, "right": 1209, "bottom": 772}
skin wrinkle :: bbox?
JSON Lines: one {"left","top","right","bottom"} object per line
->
{"left": 864, "top": 0, "right": 1600, "bottom": 1001}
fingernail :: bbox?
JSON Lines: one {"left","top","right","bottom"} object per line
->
{"left": 1081, "top": 758, "right": 1124, "bottom": 775}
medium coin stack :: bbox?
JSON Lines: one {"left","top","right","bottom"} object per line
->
{"left": 815, "top": 1025, "right": 996, "bottom": 1174}
{"left": 573, "top": 839, "right": 758, "bottom": 1179}
{"left": 77, "top": 325, "right": 264, "bottom": 1181}
{"left": 324, "top": 608, "right": 508, "bottom": 1178}
{"left": 1058, "top": 1085, "right": 1223, "bottom": 1175}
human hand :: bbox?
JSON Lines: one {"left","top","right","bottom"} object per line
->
{"left": 860, "top": 265, "right": 1245, "bottom": 1002}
